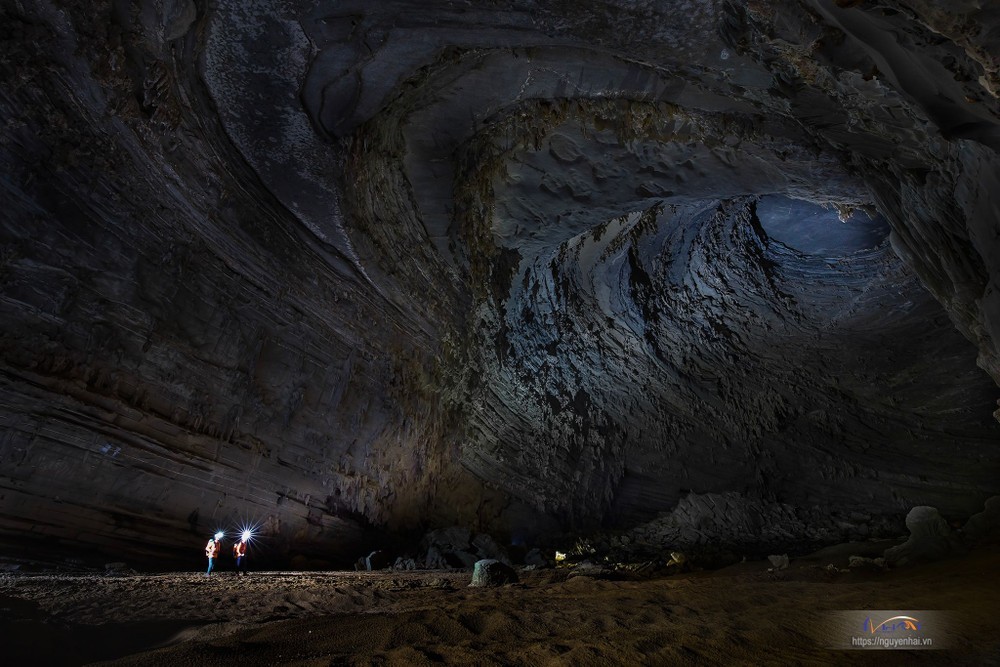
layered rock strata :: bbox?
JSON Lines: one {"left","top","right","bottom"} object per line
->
{"left": 1, "top": 0, "right": 999, "bottom": 565}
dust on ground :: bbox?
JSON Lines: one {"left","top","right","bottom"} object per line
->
{"left": 2, "top": 543, "right": 998, "bottom": 666}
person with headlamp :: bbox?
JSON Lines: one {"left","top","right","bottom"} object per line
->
{"left": 205, "top": 531, "right": 223, "bottom": 577}
{"left": 233, "top": 530, "right": 250, "bottom": 576}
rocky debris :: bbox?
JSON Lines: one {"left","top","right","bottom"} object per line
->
{"left": 963, "top": 496, "right": 1000, "bottom": 542}
{"left": 613, "top": 493, "right": 808, "bottom": 561}
{"left": 523, "top": 548, "right": 554, "bottom": 569}
{"left": 469, "top": 559, "right": 518, "bottom": 587}
{"left": 565, "top": 550, "right": 691, "bottom": 580}
{"left": 767, "top": 554, "right": 789, "bottom": 571}
{"left": 392, "top": 557, "right": 418, "bottom": 571}
{"left": 422, "top": 527, "right": 510, "bottom": 570}
{"left": 600, "top": 493, "right": 905, "bottom": 565}
{"left": 102, "top": 562, "right": 137, "bottom": 576}
{"left": 620, "top": 552, "right": 687, "bottom": 578}
{"left": 848, "top": 556, "right": 886, "bottom": 569}
{"left": 566, "top": 560, "right": 615, "bottom": 579}
{"left": 616, "top": 561, "right": 657, "bottom": 578}
{"left": 884, "top": 507, "right": 967, "bottom": 566}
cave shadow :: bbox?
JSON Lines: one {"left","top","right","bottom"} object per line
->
{"left": 0, "top": 595, "right": 201, "bottom": 666}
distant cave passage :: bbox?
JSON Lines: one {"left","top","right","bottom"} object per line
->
{"left": 755, "top": 195, "right": 890, "bottom": 257}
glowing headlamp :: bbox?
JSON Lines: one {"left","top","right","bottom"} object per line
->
{"left": 214, "top": 531, "right": 224, "bottom": 540}
{"left": 241, "top": 529, "right": 253, "bottom": 542}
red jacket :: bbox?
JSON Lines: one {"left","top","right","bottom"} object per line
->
{"left": 205, "top": 539, "right": 219, "bottom": 558}
{"left": 233, "top": 541, "right": 247, "bottom": 558}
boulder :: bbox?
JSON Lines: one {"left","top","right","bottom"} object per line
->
{"left": 393, "top": 557, "right": 417, "bottom": 570}
{"left": 962, "top": 496, "right": 1000, "bottom": 542}
{"left": 471, "top": 533, "right": 508, "bottom": 562}
{"left": 469, "top": 559, "right": 518, "bottom": 587}
{"left": 883, "top": 506, "right": 966, "bottom": 566}
{"left": 767, "top": 554, "right": 789, "bottom": 570}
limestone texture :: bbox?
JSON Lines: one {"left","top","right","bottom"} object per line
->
{"left": 883, "top": 505, "right": 967, "bottom": 566}
{"left": 963, "top": 495, "right": 1000, "bottom": 543}
{"left": 1, "top": 0, "right": 999, "bottom": 566}
{"left": 470, "top": 559, "right": 519, "bottom": 587}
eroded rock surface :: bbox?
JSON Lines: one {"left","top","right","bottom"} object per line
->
{"left": 1, "top": 0, "right": 999, "bottom": 566}
{"left": 883, "top": 505, "right": 967, "bottom": 566}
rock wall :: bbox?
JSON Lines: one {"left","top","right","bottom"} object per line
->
{"left": 1, "top": 0, "right": 999, "bottom": 565}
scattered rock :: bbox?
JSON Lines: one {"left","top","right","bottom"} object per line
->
{"left": 618, "top": 561, "right": 657, "bottom": 578}
{"left": 469, "top": 559, "right": 518, "bottom": 587}
{"left": 422, "top": 527, "right": 511, "bottom": 569}
{"left": 767, "top": 554, "right": 789, "bottom": 570}
{"left": 567, "top": 560, "right": 614, "bottom": 578}
{"left": 848, "top": 556, "right": 886, "bottom": 569}
{"left": 883, "top": 506, "right": 967, "bottom": 566}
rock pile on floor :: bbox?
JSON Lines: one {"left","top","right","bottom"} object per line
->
{"left": 596, "top": 492, "right": 903, "bottom": 565}
{"left": 422, "top": 527, "right": 510, "bottom": 569}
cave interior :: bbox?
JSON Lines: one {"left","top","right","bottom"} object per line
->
{"left": 2, "top": 0, "right": 1000, "bottom": 576}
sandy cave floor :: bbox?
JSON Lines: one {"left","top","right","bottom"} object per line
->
{"left": 1, "top": 542, "right": 999, "bottom": 666}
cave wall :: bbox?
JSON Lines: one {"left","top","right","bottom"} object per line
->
{"left": 0, "top": 0, "right": 512, "bottom": 566}
{"left": 1, "top": 0, "right": 999, "bottom": 565}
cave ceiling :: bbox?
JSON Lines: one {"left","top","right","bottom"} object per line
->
{"left": 1, "top": 0, "right": 999, "bottom": 564}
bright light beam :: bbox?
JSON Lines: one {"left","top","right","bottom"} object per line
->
{"left": 235, "top": 520, "right": 261, "bottom": 545}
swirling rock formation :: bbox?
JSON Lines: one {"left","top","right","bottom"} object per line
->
{"left": 1, "top": 0, "right": 999, "bottom": 566}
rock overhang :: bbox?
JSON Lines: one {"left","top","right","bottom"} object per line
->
{"left": 0, "top": 0, "right": 999, "bottom": 566}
